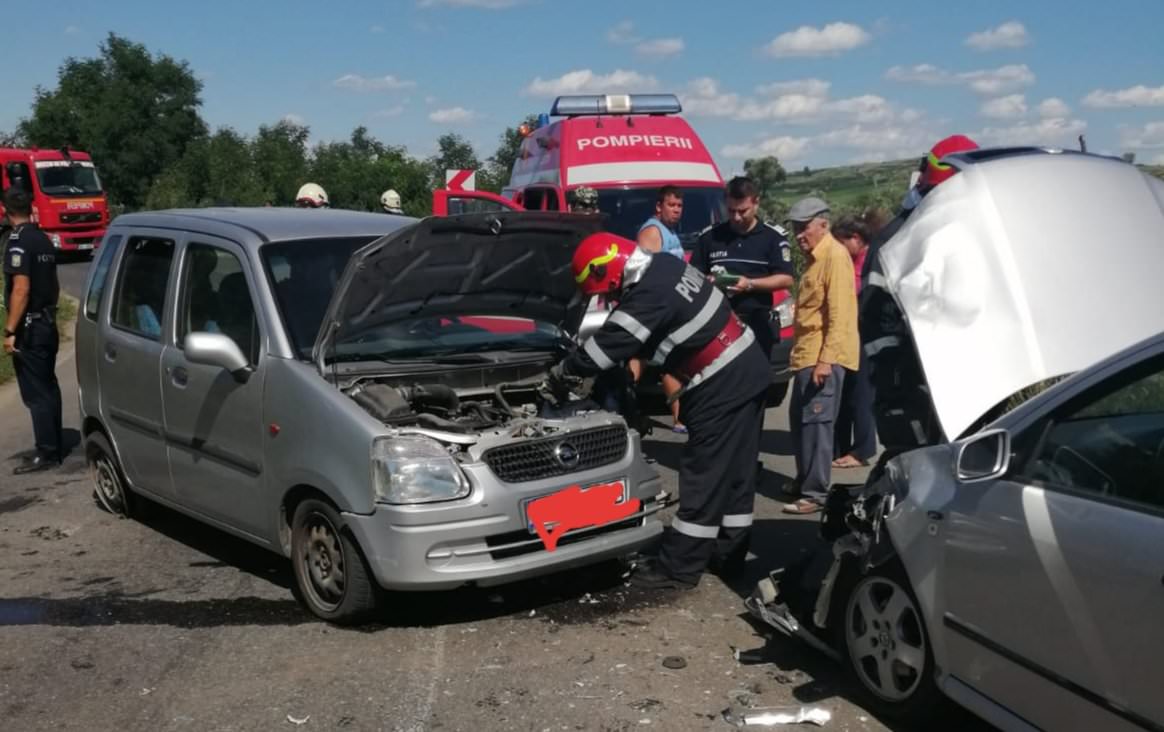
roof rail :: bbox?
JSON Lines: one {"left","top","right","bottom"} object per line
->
{"left": 940, "top": 146, "right": 1128, "bottom": 171}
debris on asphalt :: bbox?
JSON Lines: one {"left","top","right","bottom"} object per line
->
{"left": 630, "top": 698, "right": 663, "bottom": 713}
{"left": 733, "top": 645, "right": 770, "bottom": 665}
{"left": 721, "top": 705, "right": 831, "bottom": 727}
{"left": 578, "top": 592, "right": 598, "bottom": 605}
{"left": 529, "top": 610, "right": 536, "bottom": 617}
{"left": 662, "top": 656, "right": 687, "bottom": 670}
{"left": 286, "top": 714, "right": 311, "bottom": 725}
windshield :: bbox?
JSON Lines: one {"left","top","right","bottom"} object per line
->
{"left": 595, "top": 186, "right": 726, "bottom": 246}
{"left": 331, "top": 315, "right": 567, "bottom": 362}
{"left": 34, "top": 162, "right": 103, "bottom": 196}
{"left": 262, "top": 237, "right": 376, "bottom": 359}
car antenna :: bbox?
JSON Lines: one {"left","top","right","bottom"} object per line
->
{"left": 1078, "top": 134, "right": 1088, "bottom": 153}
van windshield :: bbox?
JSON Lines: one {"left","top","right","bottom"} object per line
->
{"left": 34, "top": 162, "right": 104, "bottom": 196}
{"left": 594, "top": 186, "right": 726, "bottom": 246}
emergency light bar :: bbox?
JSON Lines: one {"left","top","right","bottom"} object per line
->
{"left": 550, "top": 94, "right": 682, "bottom": 117}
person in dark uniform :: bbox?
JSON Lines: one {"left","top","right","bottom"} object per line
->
{"left": 690, "top": 176, "right": 795, "bottom": 364}
{"left": 551, "top": 232, "right": 770, "bottom": 589}
{"left": 3, "top": 189, "right": 63, "bottom": 474}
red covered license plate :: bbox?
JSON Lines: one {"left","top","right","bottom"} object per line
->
{"left": 524, "top": 479, "right": 638, "bottom": 552}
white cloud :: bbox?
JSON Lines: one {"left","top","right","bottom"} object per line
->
{"left": 886, "top": 63, "right": 1035, "bottom": 95}
{"left": 975, "top": 117, "right": 1088, "bottom": 147}
{"left": 425, "top": 96, "right": 438, "bottom": 105}
{"left": 680, "top": 78, "right": 741, "bottom": 117}
{"left": 429, "top": 107, "right": 476, "bottom": 124}
{"left": 1038, "top": 98, "right": 1071, "bottom": 118}
{"left": 764, "top": 22, "right": 870, "bottom": 57}
{"left": 755, "top": 79, "right": 831, "bottom": 98}
{"left": 636, "top": 38, "right": 684, "bottom": 58}
{"left": 281, "top": 114, "right": 306, "bottom": 126}
{"left": 1082, "top": 84, "right": 1164, "bottom": 108}
{"left": 980, "top": 94, "right": 1028, "bottom": 120}
{"left": 606, "top": 20, "right": 639, "bottom": 45}
{"left": 736, "top": 94, "right": 828, "bottom": 122}
{"left": 418, "top": 0, "right": 523, "bottom": 8}
{"left": 815, "top": 125, "right": 923, "bottom": 152}
{"left": 722, "top": 136, "right": 812, "bottom": 160}
{"left": 1121, "top": 121, "right": 1164, "bottom": 149}
{"left": 333, "top": 74, "right": 416, "bottom": 92}
{"left": 901, "top": 108, "right": 923, "bottom": 123}
{"left": 523, "top": 69, "right": 658, "bottom": 96}
{"left": 64, "top": 25, "right": 81, "bottom": 35}
{"left": 965, "top": 21, "right": 1030, "bottom": 51}
{"left": 827, "top": 95, "right": 894, "bottom": 123}
{"left": 370, "top": 24, "right": 385, "bottom": 33}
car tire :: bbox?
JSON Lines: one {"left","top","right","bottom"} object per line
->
{"left": 291, "top": 498, "right": 380, "bottom": 625}
{"left": 86, "top": 432, "right": 136, "bottom": 518}
{"left": 833, "top": 560, "right": 944, "bottom": 724}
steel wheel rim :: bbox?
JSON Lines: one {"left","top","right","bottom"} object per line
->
{"left": 92, "top": 456, "right": 123, "bottom": 513}
{"left": 298, "top": 512, "right": 347, "bottom": 612}
{"left": 845, "top": 576, "right": 927, "bottom": 702}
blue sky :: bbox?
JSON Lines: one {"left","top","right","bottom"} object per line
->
{"left": 4, "top": 0, "right": 1164, "bottom": 176}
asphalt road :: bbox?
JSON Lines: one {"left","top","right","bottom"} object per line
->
{"left": 0, "top": 259, "right": 993, "bottom": 731}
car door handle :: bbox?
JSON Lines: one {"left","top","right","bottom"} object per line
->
{"left": 170, "top": 366, "right": 188, "bottom": 387}
{"left": 104, "top": 344, "right": 117, "bottom": 362}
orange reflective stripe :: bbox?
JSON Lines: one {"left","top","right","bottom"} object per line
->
{"left": 574, "top": 243, "right": 620, "bottom": 283}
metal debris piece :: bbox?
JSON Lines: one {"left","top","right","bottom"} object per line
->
{"left": 287, "top": 714, "right": 311, "bottom": 725}
{"left": 661, "top": 656, "right": 687, "bottom": 670}
{"left": 733, "top": 645, "right": 770, "bottom": 665}
{"left": 721, "top": 705, "right": 831, "bottom": 727}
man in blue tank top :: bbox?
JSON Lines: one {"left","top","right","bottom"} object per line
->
{"left": 636, "top": 185, "right": 688, "bottom": 430}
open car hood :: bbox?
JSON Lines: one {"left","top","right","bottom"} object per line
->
{"left": 313, "top": 212, "right": 605, "bottom": 369}
{"left": 878, "top": 149, "right": 1164, "bottom": 439}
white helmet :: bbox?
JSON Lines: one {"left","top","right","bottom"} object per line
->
{"left": 295, "top": 182, "right": 329, "bottom": 208}
{"left": 380, "top": 189, "right": 403, "bottom": 213}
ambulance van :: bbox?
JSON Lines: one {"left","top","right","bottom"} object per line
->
{"left": 432, "top": 94, "right": 794, "bottom": 404}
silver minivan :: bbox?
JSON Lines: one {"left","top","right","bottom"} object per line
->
{"left": 76, "top": 208, "right": 665, "bottom": 623}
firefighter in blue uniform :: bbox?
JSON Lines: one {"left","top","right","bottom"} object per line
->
{"left": 550, "top": 232, "right": 770, "bottom": 589}
{"left": 2, "top": 189, "right": 63, "bottom": 474}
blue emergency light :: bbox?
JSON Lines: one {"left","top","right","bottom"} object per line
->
{"left": 550, "top": 94, "right": 682, "bottom": 117}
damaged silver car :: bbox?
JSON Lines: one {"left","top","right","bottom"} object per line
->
{"left": 77, "top": 209, "right": 665, "bottom": 624}
{"left": 748, "top": 148, "right": 1164, "bottom": 730}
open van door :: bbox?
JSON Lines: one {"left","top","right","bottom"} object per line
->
{"left": 432, "top": 189, "right": 524, "bottom": 216}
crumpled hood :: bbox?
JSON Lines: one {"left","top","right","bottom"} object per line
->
{"left": 313, "top": 212, "right": 605, "bottom": 366}
{"left": 877, "top": 150, "right": 1164, "bottom": 439}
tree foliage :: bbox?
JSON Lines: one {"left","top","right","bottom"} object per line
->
{"left": 20, "top": 33, "right": 206, "bottom": 209}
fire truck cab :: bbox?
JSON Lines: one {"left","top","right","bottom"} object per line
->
{"left": 0, "top": 146, "right": 110, "bottom": 255}
{"left": 432, "top": 94, "right": 794, "bottom": 404}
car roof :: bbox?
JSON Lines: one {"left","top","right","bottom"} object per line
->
{"left": 109, "top": 207, "right": 415, "bottom": 250}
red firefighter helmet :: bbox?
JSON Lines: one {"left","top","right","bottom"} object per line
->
{"left": 919, "top": 134, "right": 979, "bottom": 189}
{"left": 572, "top": 233, "right": 638, "bottom": 296}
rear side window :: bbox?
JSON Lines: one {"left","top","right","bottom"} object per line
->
{"left": 111, "top": 236, "right": 176, "bottom": 341}
{"left": 84, "top": 234, "right": 123, "bottom": 321}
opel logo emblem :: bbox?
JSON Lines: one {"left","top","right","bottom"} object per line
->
{"left": 554, "top": 442, "right": 580, "bottom": 469}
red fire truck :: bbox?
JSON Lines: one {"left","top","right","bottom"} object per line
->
{"left": 0, "top": 146, "right": 110, "bottom": 255}
{"left": 432, "top": 94, "right": 795, "bottom": 403}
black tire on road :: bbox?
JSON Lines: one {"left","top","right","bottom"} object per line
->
{"left": 833, "top": 559, "right": 945, "bottom": 724}
{"left": 86, "top": 432, "right": 135, "bottom": 518}
{"left": 290, "top": 498, "right": 380, "bottom": 625}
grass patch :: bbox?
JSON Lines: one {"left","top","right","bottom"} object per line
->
{"left": 0, "top": 271, "right": 79, "bottom": 386}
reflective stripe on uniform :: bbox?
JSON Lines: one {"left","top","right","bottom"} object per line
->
{"left": 679, "top": 326, "right": 755, "bottom": 393}
{"left": 609, "top": 310, "right": 651, "bottom": 342}
{"left": 583, "top": 337, "right": 616, "bottom": 369}
{"left": 671, "top": 518, "right": 720, "bottom": 539}
{"left": 867, "top": 271, "right": 887, "bottom": 289}
{"left": 651, "top": 287, "right": 725, "bottom": 365}
{"left": 721, "top": 513, "right": 754, "bottom": 528}
{"left": 864, "top": 335, "right": 901, "bottom": 357}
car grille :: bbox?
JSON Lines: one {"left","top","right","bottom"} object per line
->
{"left": 482, "top": 426, "right": 628, "bottom": 483}
{"left": 61, "top": 212, "right": 102, "bottom": 224}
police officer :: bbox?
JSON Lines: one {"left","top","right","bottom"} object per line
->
{"left": 3, "top": 189, "right": 63, "bottom": 474}
{"left": 551, "top": 232, "right": 770, "bottom": 589}
{"left": 690, "top": 176, "right": 794, "bottom": 368}
{"left": 567, "top": 186, "right": 599, "bottom": 214}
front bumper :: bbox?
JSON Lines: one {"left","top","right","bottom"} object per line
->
{"left": 49, "top": 227, "right": 106, "bottom": 251}
{"left": 343, "top": 458, "right": 666, "bottom": 591}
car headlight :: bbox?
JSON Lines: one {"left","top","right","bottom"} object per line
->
{"left": 371, "top": 435, "right": 470, "bottom": 505}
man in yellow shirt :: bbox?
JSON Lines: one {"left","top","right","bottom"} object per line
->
{"left": 781, "top": 197, "right": 860, "bottom": 514}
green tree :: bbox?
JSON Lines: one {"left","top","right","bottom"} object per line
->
{"left": 202, "top": 127, "right": 266, "bottom": 206}
{"left": 1, "top": 129, "right": 25, "bottom": 147}
{"left": 427, "top": 133, "right": 481, "bottom": 190}
{"left": 20, "top": 33, "right": 207, "bottom": 210}
{"left": 743, "top": 156, "right": 787, "bottom": 192}
{"left": 306, "top": 127, "right": 431, "bottom": 214}
{"left": 253, "top": 120, "right": 310, "bottom": 206}
{"left": 482, "top": 114, "right": 537, "bottom": 192}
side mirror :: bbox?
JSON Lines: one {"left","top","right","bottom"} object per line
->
{"left": 184, "top": 332, "right": 252, "bottom": 383}
{"left": 955, "top": 428, "right": 1011, "bottom": 483}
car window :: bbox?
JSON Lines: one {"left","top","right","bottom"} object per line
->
{"left": 84, "top": 234, "right": 122, "bottom": 321}
{"left": 178, "top": 243, "right": 260, "bottom": 364}
{"left": 110, "top": 236, "right": 176, "bottom": 341}
{"left": 446, "top": 197, "right": 512, "bottom": 215}
{"left": 1015, "top": 353, "right": 1164, "bottom": 512}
